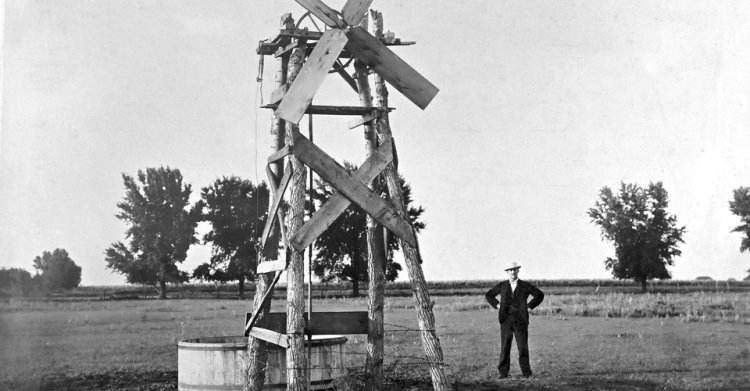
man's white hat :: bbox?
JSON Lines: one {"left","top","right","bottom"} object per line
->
{"left": 504, "top": 261, "right": 521, "bottom": 271}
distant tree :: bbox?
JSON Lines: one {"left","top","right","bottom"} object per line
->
{"left": 195, "top": 176, "right": 269, "bottom": 299}
{"left": 312, "top": 162, "right": 423, "bottom": 297}
{"left": 32, "top": 249, "right": 82, "bottom": 291}
{"left": 0, "top": 267, "right": 34, "bottom": 296}
{"left": 105, "top": 167, "right": 201, "bottom": 299}
{"left": 729, "top": 187, "right": 750, "bottom": 279}
{"left": 588, "top": 182, "right": 685, "bottom": 292}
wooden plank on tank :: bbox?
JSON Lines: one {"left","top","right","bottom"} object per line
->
{"left": 248, "top": 327, "right": 290, "bottom": 348}
{"left": 246, "top": 311, "right": 369, "bottom": 335}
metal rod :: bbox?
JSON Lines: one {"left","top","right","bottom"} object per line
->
{"left": 306, "top": 111, "right": 314, "bottom": 391}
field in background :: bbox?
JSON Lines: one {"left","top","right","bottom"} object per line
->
{"left": 1, "top": 285, "right": 749, "bottom": 390}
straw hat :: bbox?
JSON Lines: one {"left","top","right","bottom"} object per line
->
{"left": 504, "top": 261, "right": 521, "bottom": 271}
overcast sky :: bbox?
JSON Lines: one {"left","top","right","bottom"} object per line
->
{"left": 1, "top": 0, "right": 749, "bottom": 285}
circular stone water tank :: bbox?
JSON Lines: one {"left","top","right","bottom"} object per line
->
{"left": 178, "top": 335, "right": 347, "bottom": 390}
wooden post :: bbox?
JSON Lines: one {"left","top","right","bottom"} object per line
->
{"left": 284, "top": 40, "right": 308, "bottom": 391}
{"left": 353, "top": 13, "right": 386, "bottom": 391}
{"left": 370, "top": 10, "right": 451, "bottom": 390}
{"left": 245, "top": 14, "right": 294, "bottom": 391}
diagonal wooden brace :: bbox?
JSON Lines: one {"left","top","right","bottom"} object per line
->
{"left": 290, "top": 138, "right": 394, "bottom": 252}
{"left": 291, "top": 131, "right": 417, "bottom": 248}
{"left": 259, "top": 161, "right": 293, "bottom": 253}
{"left": 244, "top": 269, "right": 284, "bottom": 335}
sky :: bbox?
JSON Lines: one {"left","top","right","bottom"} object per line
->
{"left": 1, "top": 0, "right": 749, "bottom": 286}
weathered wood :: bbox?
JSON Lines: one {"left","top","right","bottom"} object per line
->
{"left": 370, "top": 10, "right": 450, "bottom": 390}
{"left": 248, "top": 327, "right": 290, "bottom": 349}
{"left": 294, "top": 0, "right": 343, "bottom": 28}
{"left": 270, "top": 84, "right": 288, "bottom": 105}
{"left": 247, "top": 312, "right": 369, "bottom": 335}
{"left": 245, "top": 269, "right": 284, "bottom": 335}
{"left": 259, "top": 162, "right": 292, "bottom": 252}
{"left": 348, "top": 110, "right": 380, "bottom": 129}
{"left": 333, "top": 61, "right": 359, "bottom": 93}
{"left": 346, "top": 26, "right": 439, "bottom": 110}
{"left": 267, "top": 145, "right": 292, "bottom": 164}
{"left": 291, "top": 132, "right": 416, "bottom": 247}
{"left": 256, "top": 258, "right": 287, "bottom": 274}
{"left": 342, "top": 0, "right": 374, "bottom": 26}
{"left": 247, "top": 15, "right": 295, "bottom": 391}
{"left": 264, "top": 104, "right": 390, "bottom": 116}
{"left": 275, "top": 40, "right": 302, "bottom": 58}
{"left": 289, "top": 138, "right": 393, "bottom": 252}
{"left": 284, "top": 43, "right": 309, "bottom": 391}
{"left": 258, "top": 39, "right": 415, "bottom": 57}
{"left": 277, "top": 29, "right": 349, "bottom": 124}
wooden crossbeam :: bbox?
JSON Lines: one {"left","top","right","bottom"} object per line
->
{"left": 289, "top": 138, "right": 393, "bottom": 252}
{"left": 256, "top": 258, "right": 287, "bottom": 274}
{"left": 259, "top": 162, "right": 293, "bottom": 252}
{"left": 244, "top": 269, "right": 283, "bottom": 335}
{"left": 262, "top": 104, "right": 393, "bottom": 116}
{"left": 294, "top": 0, "right": 344, "bottom": 28}
{"left": 348, "top": 110, "right": 380, "bottom": 130}
{"left": 341, "top": 0, "right": 374, "bottom": 26}
{"left": 270, "top": 84, "right": 289, "bottom": 105}
{"left": 333, "top": 61, "right": 359, "bottom": 93}
{"left": 248, "top": 326, "right": 290, "bottom": 348}
{"left": 246, "top": 311, "right": 369, "bottom": 335}
{"left": 267, "top": 145, "right": 292, "bottom": 165}
{"left": 291, "top": 131, "right": 416, "bottom": 247}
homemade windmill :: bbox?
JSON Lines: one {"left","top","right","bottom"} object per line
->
{"left": 245, "top": 3, "right": 449, "bottom": 389}
{"left": 276, "top": 0, "right": 439, "bottom": 124}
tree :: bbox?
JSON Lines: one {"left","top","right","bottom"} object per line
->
{"left": 31, "top": 249, "right": 82, "bottom": 291}
{"left": 105, "top": 166, "right": 201, "bottom": 299}
{"left": 729, "top": 186, "right": 750, "bottom": 279}
{"left": 588, "top": 182, "right": 685, "bottom": 292}
{"left": 312, "top": 162, "right": 424, "bottom": 297}
{"left": 194, "top": 176, "right": 269, "bottom": 299}
{"left": 0, "top": 267, "right": 34, "bottom": 296}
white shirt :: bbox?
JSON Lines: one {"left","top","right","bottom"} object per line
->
{"left": 510, "top": 279, "right": 518, "bottom": 293}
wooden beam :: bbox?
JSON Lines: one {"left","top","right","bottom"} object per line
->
{"left": 333, "top": 61, "right": 359, "bottom": 93}
{"left": 346, "top": 26, "right": 439, "bottom": 110}
{"left": 289, "top": 138, "right": 393, "bottom": 252}
{"left": 277, "top": 29, "right": 324, "bottom": 42}
{"left": 246, "top": 311, "right": 369, "bottom": 335}
{"left": 248, "top": 327, "right": 290, "bottom": 348}
{"left": 348, "top": 110, "right": 379, "bottom": 129}
{"left": 276, "top": 29, "right": 349, "bottom": 124}
{"left": 269, "top": 84, "right": 287, "bottom": 105}
{"left": 267, "top": 145, "right": 292, "bottom": 164}
{"left": 275, "top": 40, "right": 303, "bottom": 58}
{"left": 259, "top": 162, "right": 293, "bottom": 252}
{"left": 262, "top": 104, "right": 393, "bottom": 116}
{"left": 244, "top": 270, "right": 283, "bottom": 335}
{"left": 341, "top": 0, "right": 374, "bottom": 26}
{"left": 292, "top": 131, "right": 417, "bottom": 247}
{"left": 293, "top": 0, "right": 343, "bottom": 28}
{"left": 256, "top": 258, "right": 287, "bottom": 274}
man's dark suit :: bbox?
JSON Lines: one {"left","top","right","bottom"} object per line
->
{"left": 485, "top": 280, "right": 544, "bottom": 377}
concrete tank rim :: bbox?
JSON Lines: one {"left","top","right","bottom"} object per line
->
{"left": 178, "top": 335, "right": 348, "bottom": 348}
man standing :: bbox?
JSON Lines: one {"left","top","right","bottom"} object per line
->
{"left": 485, "top": 261, "right": 544, "bottom": 379}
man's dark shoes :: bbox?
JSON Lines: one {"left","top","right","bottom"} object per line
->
{"left": 497, "top": 373, "right": 509, "bottom": 379}
{"left": 522, "top": 371, "right": 533, "bottom": 378}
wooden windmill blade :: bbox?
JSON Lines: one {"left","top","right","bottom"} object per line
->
{"left": 276, "top": 28, "right": 350, "bottom": 124}
{"left": 294, "top": 0, "right": 343, "bottom": 27}
{"left": 345, "top": 26, "right": 439, "bottom": 109}
{"left": 341, "top": 0, "right": 374, "bottom": 26}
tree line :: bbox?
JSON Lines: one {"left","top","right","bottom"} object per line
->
{"left": 103, "top": 165, "right": 421, "bottom": 299}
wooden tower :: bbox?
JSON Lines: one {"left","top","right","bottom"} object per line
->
{"left": 244, "top": 1, "right": 449, "bottom": 390}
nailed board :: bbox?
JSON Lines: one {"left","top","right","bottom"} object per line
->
{"left": 292, "top": 131, "right": 416, "bottom": 247}
{"left": 346, "top": 26, "right": 439, "bottom": 110}
{"left": 276, "top": 29, "right": 349, "bottom": 124}
{"left": 248, "top": 326, "right": 290, "bottom": 348}
{"left": 290, "top": 138, "right": 393, "bottom": 252}
{"left": 263, "top": 104, "right": 391, "bottom": 116}
{"left": 246, "top": 311, "right": 369, "bottom": 335}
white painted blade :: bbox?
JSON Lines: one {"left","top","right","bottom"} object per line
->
{"left": 346, "top": 27, "right": 439, "bottom": 109}
{"left": 342, "top": 0, "right": 374, "bottom": 26}
{"left": 276, "top": 29, "right": 349, "bottom": 124}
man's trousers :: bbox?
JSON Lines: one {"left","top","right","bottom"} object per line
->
{"left": 497, "top": 318, "right": 531, "bottom": 376}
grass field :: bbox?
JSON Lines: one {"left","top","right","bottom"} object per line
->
{"left": 1, "top": 291, "right": 749, "bottom": 390}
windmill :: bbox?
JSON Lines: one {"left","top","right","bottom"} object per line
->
{"left": 276, "top": 0, "right": 439, "bottom": 125}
